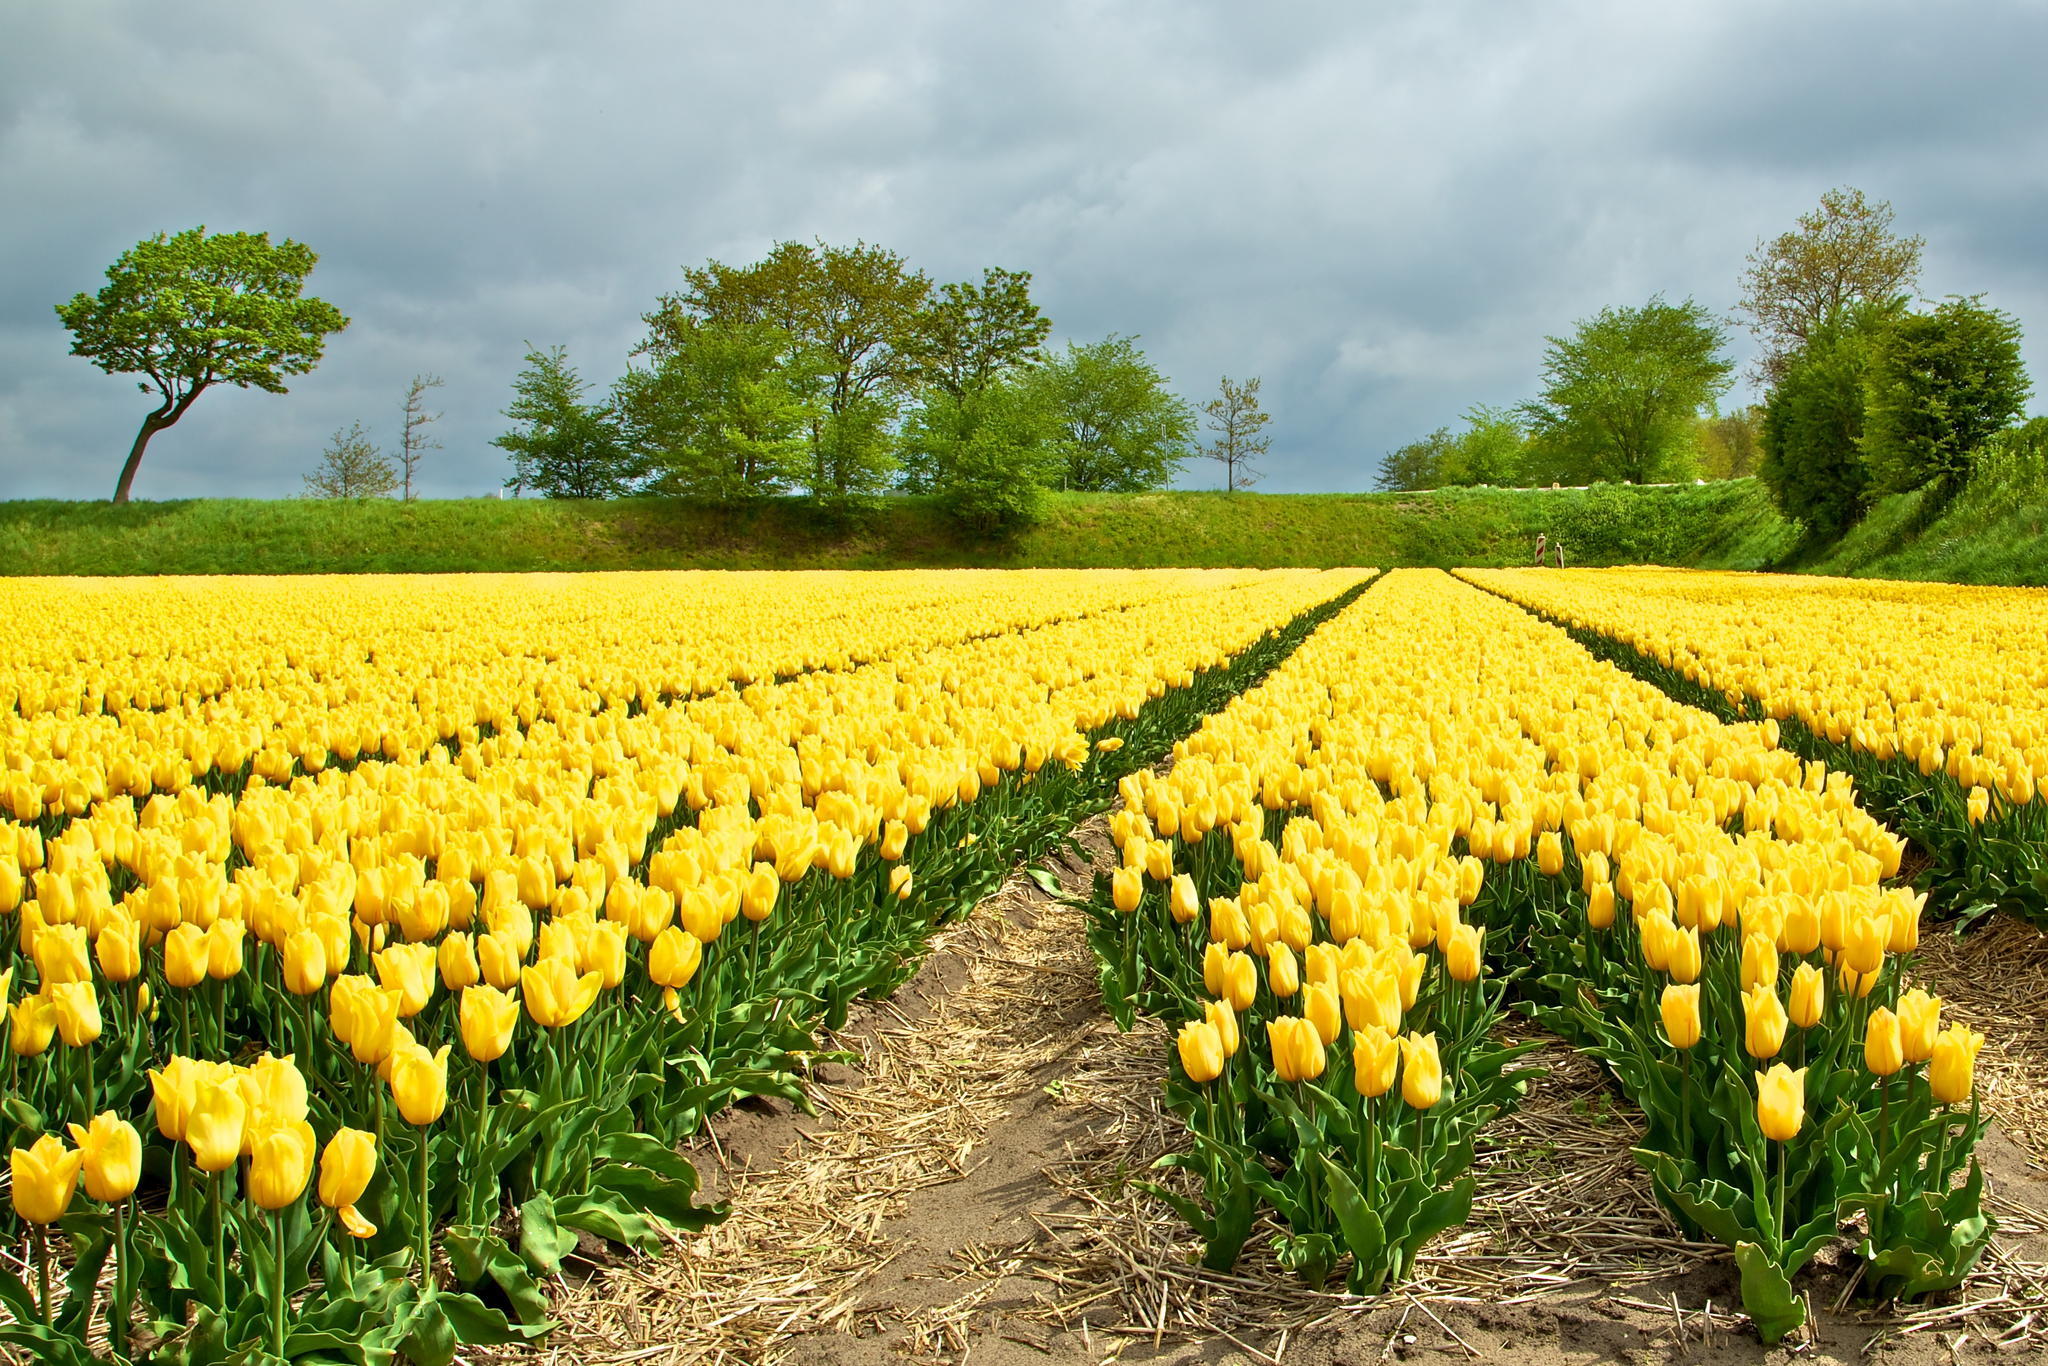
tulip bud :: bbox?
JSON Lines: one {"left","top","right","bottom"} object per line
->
{"left": 478, "top": 930, "right": 523, "bottom": 991}
{"left": 1111, "top": 867, "right": 1142, "bottom": 914}
{"left": 50, "top": 981, "right": 101, "bottom": 1048}
{"left": 437, "top": 933, "right": 480, "bottom": 992}
{"left": 1399, "top": 1032, "right": 1443, "bottom": 1110}
{"left": 1266, "top": 942, "right": 1300, "bottom": 998}
{"left": 1536, "top": 831, "right": 1564, "bottom": 878}
{"left": 1755, "top": 1063, "right": 1806, "bottom": 1142}
{"left": 9, "top": 1134, "right": 83, "bottom": 1224}
{"left": 1224, "top": 951, "right": 1257, "bottom": 1013}
{"left": 1176, "top": 1020, "right": 1225, "bottom": 1083}
{"left": 1267, "top": 1016, "right": 1326, "bottom": 1083}
{"left": 1352, "top": 1024, "right": 1400, "bottom": 1099}
{"left": 1967, "top": 786, "right": 1991, "bottom": 825}
{"left": 96, "top": 915, "right": 144, "bottom": 984}
{"left": 1787, "top": 962, "right": 1825, "bottom": 1029}
{"left": 1302, "top": 980, "right": 1341, "bottom": 1045}
{"left": 1202, "top": 941, "right": 1228, "bottom": 997}
{"left": 186, "top": 1077, "right": 248, "bottom": 1173}
{"left": 879, "top": 820, "right": 909, "bottom": 862}
{"left": 1445, "top": 922, "right": 1483, "bottom": 983}
{"left": 1929, "top": 1025, "right": 1985, "bottom": 1105}
{"left": 1740, "top": 933, "right": 1778, "bottom": 995}
{"left": 1843, "top": 909, "right": 1885, "bottom": 977}
{"left": 1660, "top": 984, "right": 1701, "bottom": 1049}
{"left": 1864, "top": 1007, "right": 1904, "bottom": 1077}
{"left": 389, "top": 1042, "right": 451, "bottom": 1126}
{"left": 1586, "top": 881, "right": 1616, "bottom": 930}
{"left": 1168, "top": 874, "right": 1199, "bottom": 925}
{"left": 67, "top": 1112, "right": 141, "bottom": 1203}
{"left": 205, "top": 919, "right": 245, "bottom": 981}
{"left": 460, "top": 983, "right": 520, "bottom": 1062}
{"left": 743, "top": 863, "right": 780, "bottom": 921}
{"left": 281, "top": 929, "right": 328, "bottom": 996}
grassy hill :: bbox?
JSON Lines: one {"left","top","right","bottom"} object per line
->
{"left": 0, "top": 481, "right": 1792, "bottom": 576}
{"left": 2, "top": 475, "right": 2039, "bottom": 581}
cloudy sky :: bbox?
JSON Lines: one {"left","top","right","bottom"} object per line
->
{"left": 4, "top": 1, "right": 2045, "bottom": 500}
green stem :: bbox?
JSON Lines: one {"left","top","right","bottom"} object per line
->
{"left": 270, "top": 1211, "right": 287, "bottom": 1359}
{"left": 36, "top": 1224, "right": 51, "bottom": 1326}
{"left": 211, "top": 1168, "right": 227, "bottom": 1310}
{"left": 1775, "top": 1140, "right": 1788, "bottom": 1256}
{"left": 416, "top": 1124, "right": 433, "bottom": 1288}
{"left": 111, "top": 1200, "right": 130, "bottom": 1360}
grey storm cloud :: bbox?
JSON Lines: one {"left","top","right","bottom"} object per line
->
{"left": 3, "top": 0, "right": 2045, "bottom": 500}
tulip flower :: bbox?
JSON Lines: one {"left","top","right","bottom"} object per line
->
{"left": 150, "top": 1056, "right": 203, "bottom": 1141}
{"left": 1168, "top": 874, "right": 1199, "bottom": 925}
{"left": 374, "top": 942, "right": 438, "bottom": 1018}
{"left": 51, "top": 980, "right": 102, "bottom": 1048}
{"left": 205, "top": 919, "right": 245, "bottom": 981}
{"left": 649, "top": 927, "right": 703, "bottom": 990}
{"left": 186, "top": 1077, "right": 248, "bottom": 1174}
{"left": 1111, "top": 866, "right": 1142, "bottom": 913}
{"left": 460, "top": 984, "right": 520, "bottom": 1063}
{"left": 9, "top": 992, "right": 58, "bottom": 1057}
{"left": 1661, "top": 984, "right": 1702, "bottom": 1049}
{"left": 319, "top": 1127, "right": 380, "bottom": 1235}
{"left": 1843, "top": 911, "right": 1885, "bottom": 977}
{"left": 1204, "top": 999, "right": 1239, "bottom": 1057}
{"left": 1177, "top": 1020, "right": 1225, "bottom": 1083}
{"left": 1399, "top": 1032, "right": 1443, "bottom": 1110}
{"left": 1929, "top": 1025, "right": 1985, "bottom": 1105}
{"left": 522, "top": 954, "right": 603, "bottom": 1029}
{"left": 1536, "top": 830, "right": 1564, "bottom": 877}
{"left": 1445, "top": 922, "right": 1482, "bottom": 983}
{"left": 282, "top": 928, "right": 329, "bottom": 995}
{"left": 32, "top": 922, "right": 91, "bottom": 986}
{"left": 1898, "top": 988, "right": 1942, "bottom": 1064}
{"left": 1302, "top": 980, "right": 1341, "bottom": 1046}
{"left": 97, "top": 915, "right": 144, "bottom": 984}
{"left": 249, "top": 1119, "right": 317, "bottom": 1210}
{"left": 1266, "top": 942, "right": 1300, "bottom": 998}
{"left": 1787, "top": 963, "right": 1825, "bottom": 1030}
{"left": 585, "top": 920, "right": 630, "bottom": 989}
{"left": 437, "top": 932, "right": 480, "bottom": 991}
{"left": 1586, "top": 881, "right": 1616, "bottom": 930}
{"left": 242, "top": 1053, "right": 311, "bottom": 1132}
{"left": 1202, "top": 941, "right": 1228, "bottom": 997}
{"left": 1740, "top": 933, "right": 1778, "bottom": 994}
{"left": 11, "top": 1134, "right": 84, "bottom": 1224}
{"left": 1353, "top": 1024, "right": 1399, "bottom": 1099}
{"left": 68, "top": 1112, "right": 141, "bottom": 1203}
{"left": 1267, "top": 1016, "right": 1326, "bottom": 1083}
{"left": 1223, "top": 951, "right": 1257, "bottom": 1013}
{"left": 1755, "top": 1064, "right": 1806, "bottom": 1143}
{"left": 1666, "top": 925, "right": 1702, "bottom": 985}
{"left": 1743, "top": 983, "right": 1787, "bottom": 1060}
{"left": 478, "top": 930, "right": 524, "bottom": 990}
{"left": 389, "top": 1041, "right": 451, "bottom": 1127}
{"left": 1864, "top": 1007, "right": 1905, "bottom": 1077}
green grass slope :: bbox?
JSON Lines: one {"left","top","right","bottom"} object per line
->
{"left": 1788, "top": 484, "right": 2048, "bottom": 586}
{"left": 0, "top": 480, "right": 1794, "bottom": 576}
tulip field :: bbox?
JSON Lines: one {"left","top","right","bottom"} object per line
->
{"left": 0, "top": 564, "right": 2042, "bottom": 1361}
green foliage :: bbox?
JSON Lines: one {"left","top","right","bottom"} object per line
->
{"left": 1199, "top": 375, "right": 1272, "bottom": 491}
{"left": 1696, "top": 406, "right": 1764, "bottom": 480}
{"left": 1376, "top": 427, "right": 1455, "bottom": 492}
{"left": 616, "top": 320, "right": 819, "bottom": 501}
{"left": 1758, "top": 300, "right": 1902, "bottom": 538}
{"left": 900, "top": 376, "right": 1058, "bottom": 535}
{"left": 301, "top": 421, "right": 399, "bottom": 499}
{"left": 491, "top": 345, "right": 635, "bottom": 499}
{"left": 53, "top": 225, "right": 350, "bottom": 503}
{"left": 1861, "top": 296, "right": 2030, "bottom": 497}
{"left": 1520, "top": 296, "right": 1733, "bottom": 485}
{"left": 1378, "top": 409, "right": 1528, "bottom": 491}
{"left": 1026, "top": 336, "right": 1195, "bottom": 491}
{"left": 904, "top": 267, "right": 1051, "bottom": 398}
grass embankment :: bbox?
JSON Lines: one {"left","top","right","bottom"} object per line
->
{"left": 1788, "top": 483, "right": 2048, "bottom": 586}
{"left": 0, "top": 480, "right": 1789, "bottom": 575}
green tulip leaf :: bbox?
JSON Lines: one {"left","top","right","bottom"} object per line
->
{"left": 1732, "top": 1240, "right": 1806, "bottom": 1344}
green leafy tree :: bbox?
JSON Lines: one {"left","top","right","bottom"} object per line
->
{"left": 1376, "top": 427, "right": 1455, "bottom": 491}
{"left": 1450, "top": 404, "right": 1527, "bottom": 485}
{"left": 301, "top": 421, "right": 398, "bottom": 499}
{"left": 1696, "top": 405, "right": 1765, "bottom": 480}
{"left": 1861, "top": 296, "right": 2030, "bottom": 495}
{"left": 1757, "top": 299, "right": 1902, "bottom": 537}
{"left": 617, "top": 319, "right": 818, "bottom": 500}
{"left": 1736, "top": 187, "right": 1924, "bottom": 387}
{"left": 1520, "top": 296, "right": 1733, "bottom": 485}
{"left": 1200, "top": 376, "right": 1271, "bottom": 491}
{"left": 652, "top": 239, "right": 931, "bottom": 501}
{"left": 906, "top": 267, "right": 1052, "bottom": 399}
{"left": 902, "top": 376, "right": 1059, "bottom": 535}
{"left": 54, "top": 226, "right": 350, "bottom": 503}
{"left": 492, "top": 345, "right": 633, "bottom": 499}
{"left": 1025, "top": 336, "right": 1195, "bottom": 491}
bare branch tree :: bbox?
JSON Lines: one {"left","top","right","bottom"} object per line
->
{"left": 399, "top": 372, "right": 444, "bottom": 500}
{"left": 1200, "top": 375, "right": 1271, "bottom": 491}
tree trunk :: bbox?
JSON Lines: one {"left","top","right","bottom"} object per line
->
{"left": 113, "top": 415, "right": 165, "bottom": 505}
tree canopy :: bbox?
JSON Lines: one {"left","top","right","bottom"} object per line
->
{"left": 54, "top": 226, "right": 349, "bottom": 502}
{"left": 1200, "top": 376, "right": 1271, "bottom": 491}
{"left": 1025, "top": 336, "right": 1194, "bottom": 492}
{"left": 1520, "top": 296, "right": 1732, "bottom": 485}
{"left": 492, "top": 345, "right": 634, "bottom": 499}
{"left": 1758, "top": 299, "right": 1901, "bottom": 538}
{"left": 1861, "top": 296, "right": 2030, "bottom": 496}
{"left": 1735, "top": 187, "right": 1923, "bottom": 387}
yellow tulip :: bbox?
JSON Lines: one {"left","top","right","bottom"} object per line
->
{"left": 478, "top": 930, "right": 524, "bottom": 990}
{"left": 343, "top": 984, "right": 403, "bottom": 1066}
{"left": 186, "top": 1076, "right": 248, "bottom": 1173}
{"left": 1352, "top": 1024, "right": 1399, "bottom": 1099}
{"left": 205, "top": 919, "right": 245, "bottom": 981}
{"left": 1399, "top": 1032, "right": 1443, "bottom": 1110}
{"left": 49, "top": 981, "right": 101, "bottom": 1048}
{"left": 149, "top": 1056, "right": 203, "bottom": 1141}
{"left": 1586, "top": 880, "right": 1616, "bottom": 930}
{"left": 1204, "top": 998, "right": 1239, "bottom": 1057}
{"left": 1266, "top": 1016, "right": 1326, "bottom": 1083}
{"left": 1660, "top": 983, "right": 1701, "bottom": 1049}
{"left": 1843, "top": 910, "right": 1884, "bottom": 977}
{"left": 1781, "top": 896, "right": 1822, "bottom": 955}
{"left": 9, "top": 1134, "right": 83, "bottom": 1224}
{"left": 374, "top": 943, "right": 438, "bottom": 1019}
{"left": 1787, "top": 962, "right": 1825, "bottom": 1029}
{"left": 1445, "top": 922, "right": 1482, "bottom": 982}
{"left": 1168, "top": 874, "right": 1199, "bottom": 925}
{"left": 1176, "top": 1020, "right": 1225, "bottom": 1083}
{"left": 585, "top": 920, "right": 629, "bottom": 989}
{"left": 1967, "top": 785, "right": 1991, "bottom": 824}
{"left": 1536, "top": 830, "right": 1564, "bottom": 877}
{"left": 1266, "top": 942, "right": 1300, "bottom": 998}
{"left": 96, "top": 915, "right": 144, "bottom": 984}
{"left": 282, "top": 929, "right": 329, "bottom": 996}
{"left": 248, "top": 1119, "right": 318, "bottom": 1210}
{"left": 1666, "top": 924, "right": 1702, "bottom": 985}
{"left": 1755, "top": 1063, "right": 1806, "bottom": 1143}
{"left": 32, "top": 923, "right": 90, "bottom": 986}
{"left": 1929, "top": 1025, "right": 1985, "bottom": 1105}
{"left": 241, "top": 1054, "right": 311, "bottom": 1131}
{"left": 1223, "top": 951, "right": 1257, "bottom": 1013}
{"left": 1201, "top": 941, "right": 1228, "bottom": 996}
{"left": 460, "top": 983, "right": 521, "bottom": 1062}
{"left": 317, "top": 1127, "right": 379, "bottom": 1213}
{"left": 389, "top": 1042, "right": 451, "bottom": 1126}
{"left": 1743, "top": 983, "right": 1787, "bottom": 1060}
{"left": 1302, "top": 980, "right": 1341, "bottom": 1046}
{"left": 521, "top": 955, "right": 603, "bottom": 1029}
{"left": 1898, "top": 988, "right": 1942, "bottom": 1064}
{"left": 1740, "top": 933, "right": 1778, "bottom": 994}
{"left": 648, "top": 927, "right": 703, "bottom": 990}
{"left": 67, "top": 1111, "right": 142, "bottom": 1203}
{"left": 1865, "top": 1007, "right": 1904, "bottom": 1077}
{"left": 879, "top": 820, "right": 909, "bottom": 862}
{"left": 1111, "top": 866, "right": 1142, "bottom": 913}
{"left": 436, "top": 932, "right": 480, "bottom": 992}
